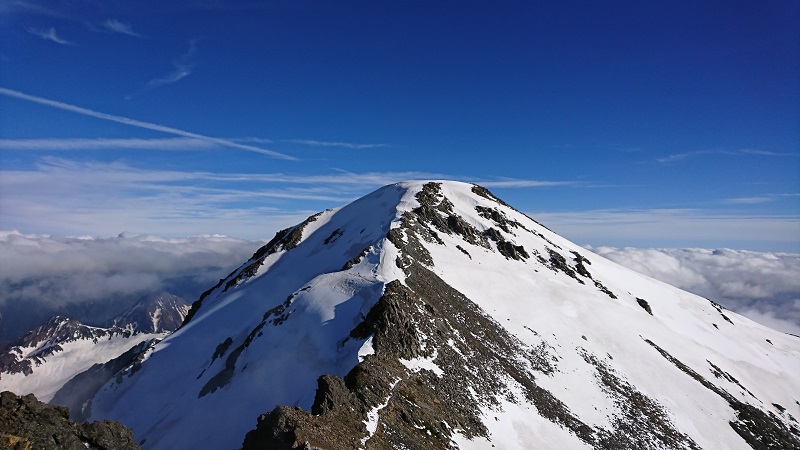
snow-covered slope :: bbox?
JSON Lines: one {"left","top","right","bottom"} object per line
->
{"left": 89, "top": 181, "right": 800, "bottom": 450}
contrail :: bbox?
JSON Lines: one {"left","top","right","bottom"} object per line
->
{"left": 0, "top": 87, "right": 295, "bottom": 160}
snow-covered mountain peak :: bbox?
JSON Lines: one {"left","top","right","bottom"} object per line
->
{"left": 111, "top": 292, "right": 190, "bottom": 334}
{"left": 88, "top": 181, "right": 800, "bottom": 450}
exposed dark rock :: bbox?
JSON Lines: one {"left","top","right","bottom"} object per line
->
{"left": 416, "top": 183, "right": 452, "bottom": 213}
{"left": 707, "top": 299, "right": 735, "bottom": 325}
{"left": 482, "top": 227, "right": 529, "bottom": 261}
{"left": 483, "top": 227, "right": 504, "bottom": 242}
{"left": 212, "top": 337, "right": 234, "bottom": 363}
{"left": 445, "top": 214, "right": 490, "bottom": 248}
{"left": 0, "top": 349, "right": 32, "bottom": 376}
{"left": 721, "top": 313, "right": 734, "bottom": 325}
{"left": 547, "top": 248, "right": 583, "bottom": 284}
{"left": 594, "top": 281, "right": 617, "bottom": 299}
{"left": 707, "top": 361, "right": 758, "bottom": 399}
{"left": 408, "top": 183, "right": 491, "bottom": 250}
{"left": 342, "top": 247, "right": 370, "bottom": 271}
{"left": 387, "top": 221, "right": 434, "bottom": 267}
{"left": 572, "top": 251, "right": 593, "bottom": 279}
{"left": 470, "top": 185, "right": 510, "bottom": 208}
{"left": 324, "top": 228, "right": 344, "bottom": 245}
{"left": 636, "top": 298, "right": 653, "bottom": 315}
{"left": 496, "top": 239, "right": 529, "bottom": 261}
{"left": 475, "top": 205, "right": 523, "bottom": 234}
{"left": 0, "top": 391, "right": 140, "bottom": 450}
{"left": 224, "top": 260, "right": 262, "bottom": 291}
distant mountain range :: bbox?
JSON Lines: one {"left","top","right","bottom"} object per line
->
{"left": 3, "top": 181, "right": 799, "bottom": 449}
{"left": 0, "top": 293, "right": 189, "bottom": 418}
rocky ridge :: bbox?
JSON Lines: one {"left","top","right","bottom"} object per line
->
{"left": 0, "top": 390, "right": 140, "bottom": 450}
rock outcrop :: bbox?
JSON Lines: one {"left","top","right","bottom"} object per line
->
{"left": 0, "top": 391, "right": 140, "bottom": 450}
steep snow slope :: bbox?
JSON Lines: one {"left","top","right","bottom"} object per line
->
{"left": 90, "top": 181, "right": 800, "bottom": 450}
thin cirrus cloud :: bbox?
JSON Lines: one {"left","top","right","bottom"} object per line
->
{"left": 0, "top": 136, "right": 394, "bottom": 154}
{"left": 723, "top": 197, "right": 774, "bottom": 205}
{"left": 145, "top": 40, "right": 196, "bottom": 89}
{"left": 655, "top": 149, "right": 796, "bottom": 164}
{"left": 0, "top": 137, "right": 216, "bottom": 151}
{"left": 287, "top": 139, "right": 388, "bottom": 150}
{"left": 103, "top": 18, "right": 141, "bottom": 37}
{"left": 26, "top": 26, "right": 73, "bottom": 45}
{"left": 0, "top": 157, "right": 574, "bottom": 239}
{"left": 0, "top": 87, "right": 295, "bottom": 160}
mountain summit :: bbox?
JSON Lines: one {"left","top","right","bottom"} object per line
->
{"left": 89, "top": 181, "right": 800, "bottom": 450}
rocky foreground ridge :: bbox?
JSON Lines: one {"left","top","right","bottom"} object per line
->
{"left": 0, "top": 390, "right": 139, "bottom": 450}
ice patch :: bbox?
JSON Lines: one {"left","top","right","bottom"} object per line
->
{"left": 358, "top": 336, "right": 375, "bottom": 362}
{"left": 360, "top": 378, "right": 400, "bottom": 448}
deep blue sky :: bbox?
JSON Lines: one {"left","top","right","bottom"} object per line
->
{"left": 1, "top": 1, "right": 798, "bottom": 251}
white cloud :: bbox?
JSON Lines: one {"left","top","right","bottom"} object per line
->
{"left": 0, "top": 137, "right": 216, "bottom": 151}
{"left": 287, "top": 139, "right": 387, "bottom": 149}
{"left": 145, "top": 39, "right": 196, "bottom": 89}
{"left": 0, "top": 87, "right": 294, "bottom": 159}
{"left": 0, "top": 157, "right": 576, "bottom": 240}
{"left": 103, "top": 18, "right": 140, "bottom": 37}
{"left": 589, "top": 246, "right": 800, "bottom": 335}
{"left": 723, "top": 197, "right": 774, "bottom": 205}
{"left": 655, "top": 149, "right": 798, "bottom": 164}
{"left": 0, "top": 230, "right": 260, "bottom": 343}
{"left": 26, "top": 26, "right": 73, "bottom": 45}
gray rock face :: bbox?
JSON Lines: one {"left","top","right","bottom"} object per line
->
{"left": 0, "top": 391, "right": 140, "bottom": 450}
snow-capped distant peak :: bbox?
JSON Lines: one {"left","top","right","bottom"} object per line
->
{"left": 110, "top": 293, "right": 190, "bottom": 334}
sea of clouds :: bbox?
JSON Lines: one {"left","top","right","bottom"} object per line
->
{"left": 589, "top": 246, "right": 800, "bottom": 335}
{"left": 2, "top": 229, "right": 798, "bottom": 347}
{"left": 0, "top": 231, "right": 260, "bottom": 345}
